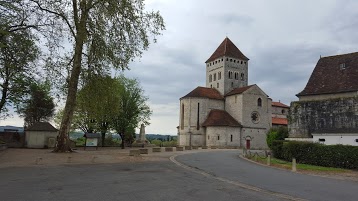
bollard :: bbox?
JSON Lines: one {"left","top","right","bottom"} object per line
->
{"left": 36, "top": 157, "right": 42, "bottom": 165}
{"left": 92, "top": 156, "right": 97, "bottom": 163}
{"left": 67, "top": 156, "right": 72, "bottom": 163}
{"left": 292, "top": 158, "right": 297, "bottom": 172}
{"left": 267, "top": 155, "right": 271, "bottom": 166}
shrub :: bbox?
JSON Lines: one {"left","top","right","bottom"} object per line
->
{"left": 150, "top": 139, "right": 162, "bottom": 146}
{"left": 274, "top": 141, "right": 358, "bottom": 169}
{"left": 162, "top": 140, "right": 177, "bottom": 147}
{"left": 266, "top": 127, "right": 288, "bottom": 149}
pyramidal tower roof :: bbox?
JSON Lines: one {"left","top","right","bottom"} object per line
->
{"left": 206, "top": 37, "right": 249, "bottom": 63}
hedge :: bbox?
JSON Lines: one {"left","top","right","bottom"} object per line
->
{"left": 271, "top": 140, "right": 358, "bottom": 170}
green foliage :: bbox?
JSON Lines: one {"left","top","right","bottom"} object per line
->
{"left": 104, "top": 135, "right": 121, "bottom": 146}
{"left": 150, "top": 139, "right": 162, "bottom": 146}
{"left": 112, "top": 75, "right": 152, "bottom": 148}
{"left": 266, "top": 127, "right": 288, "bottom": 149}
{"left": 74, "top": 137, "right": 86, "bottom": 146}
{"left": 0, "top": 1, "right": 39, "bottom": 118}
{"left": 272, "top": 141, "right": 358, "bottom": 169}
{"left": 17, "top": 81, "right": 55, "bottom": 127}
{"left": 162, "top": 140, "right": 177, "bottom": 147}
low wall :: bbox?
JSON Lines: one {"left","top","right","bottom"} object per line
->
{"left": 0, "top": 144, "right": 7, "bottom": 151}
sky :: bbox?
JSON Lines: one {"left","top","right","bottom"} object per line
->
{"left": 1, "top": 0, "right": 358, "bottom": 135}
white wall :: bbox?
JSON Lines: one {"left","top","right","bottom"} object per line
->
{"left": 312, "top": 134, "right": 358, "bottom": 146}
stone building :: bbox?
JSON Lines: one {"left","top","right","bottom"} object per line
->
{"left": 271, "top": 101, "right": 289, "bottom": 128}
{"left": 178, "top": 37, "right": 272, "bottom": 149}
{"left": 289, "top": 52, "right": 358, "bottom": 146}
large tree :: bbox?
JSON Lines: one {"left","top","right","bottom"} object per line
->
{"left": 0, "top": 1, "right": 39, "bottom": 118}
{"left": 29, "top": 0, "right": 165, "bottom": 152}
{"left": 17, "top": 81, "right": 55, "bottom": 127}
{"left": 112, "top": 76, "right": 151, "bottom": 149}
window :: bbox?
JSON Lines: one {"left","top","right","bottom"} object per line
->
{"left": 217, "top": 135, "right": 220, "bottom": 140}
{"left": 231, "top": 135, "right": 233, "bottom": 142}
{"left": 244, "top": 61, "right": 247, "bottom": 64}
{"left": 340, "top": 63, "right": 346, "bottom": 70}
{"left": 230, "top": 59, "right": 232, "bottom": 62}
{"left": 234, "top": 72, "right": 237, "bottom": 79}
{"left": 218, "top": 72, "right": 221, "bottom": 80}
{"left": 213, "top": 73, "right": 216, "bottom": 81}
{"left": 319, "top": 138, "right": 325, "bottom": 142}
{"left": 207, "top": 64, "right": 209, "bottom": 67}
{"left": 282, "top": 109, "right": 285, "bottom": 114}
{"left": 221, "top": 58, "right": 223, "bottom": 61}
{"left": 355, "top": 139, "right": 358, "bottom": 142}
{"left": 234, "top": 60, "right": 236, "bottom": 63}
{"left": 210, "top": 84, "right": 212, "bottom": 88}
{"left": 209, "top": 74, "right": 212, "bottom": 82}
{"left": 241, "top": 61, "right": 243, "bottom": 64}
{"left": 215, "top": 61, "right": 217, "bottom": 64}
{"left": 231, "top": 82, "right": 234, "bottom": 87}
{"left": 257, "top": 98, "right": 262, "bottom": 107}
{"left": 226, "top": 58, "right": 228, "bottom": 61}
{"left": 241, "top": 73, "right": 244, "bottom": 80}
{"left": 181, "top": 104, "right": 184, "bottom": 129}
{"left": 208, "top": 135, "right": 210, "bottom": 140}
{"left": 217, "top": 83, "right": 219, "bottom": 88}
{"left": 210, "top": 63, "right": 211, "bottom": 66}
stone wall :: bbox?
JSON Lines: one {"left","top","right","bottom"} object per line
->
{"left": 206, "top": 126, "right": 241, "bottom": 147}
{"left": 289, "top": 97, "right": 358, "bottom": 138}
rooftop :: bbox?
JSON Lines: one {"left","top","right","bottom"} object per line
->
{"left": 181, "top": 87, "right": 224, "bottom": 100}
{"left": 26, "top": 122, "right": 58, "bottom": 132}
{"left": 225, "top": 85, "right": 254, "bottom": 96}
{"left": 202, "top": 109, "right": 242, "bottom": 127}
{"left": 272, "top": 101, "right": 289, "bottom": 108}
{"left": 206, "top": 37, "right": 249, "bottom": 63}
{"left": 272, "top": 117, "right": 288, "bottom": 125}
{"left": 297, "top": 52, "right": 358, "bottom": 96}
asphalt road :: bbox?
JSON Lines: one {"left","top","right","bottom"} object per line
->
{"left": 175, "top": 150, "right": 358, "bottom": 201}
{"left": 0, "top": 159, "right": 284, "bottom": 201}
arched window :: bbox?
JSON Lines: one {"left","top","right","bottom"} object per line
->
{"left": 209, "top": 74, "right": 212, "bottom": 82}
{"left": 213, "top": 73, "right": 216, "bottom": 81}
{"left": 282, "top": 109, "right": 285, "bottom": 114}
{"left": 257, "top": 98, "right": 262, "bottom": 107}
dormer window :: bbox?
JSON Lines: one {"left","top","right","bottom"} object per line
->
{"left": 340, "top": 63, "right": 346, "bottom": 70}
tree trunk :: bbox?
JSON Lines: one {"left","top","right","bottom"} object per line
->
{"left": 53, "top": 11, "right": 87, "bottom": 152}
{"left": 120, "top": 132, "right": 125, "bottom": 149}
{"left": 101, "top": 132, "right": 105, "bottom": 147}
{"left": 0, "top": 79, "right": 9, "bottom": 114}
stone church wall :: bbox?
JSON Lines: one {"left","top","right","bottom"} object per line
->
{"left": 289, "top": 97, "right": 358, "bottom": 138}
{"left": 206, "top": 127, "right": 241, "bottom": 147}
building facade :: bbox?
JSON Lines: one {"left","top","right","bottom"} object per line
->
{"left": 178, "top": 38, "right": 272, "bottom": 149}
{"left": 288, "top": 52, "right": 358, "bottom": 146}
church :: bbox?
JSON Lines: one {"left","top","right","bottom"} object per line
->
{"left": 178, "top": 37, "right": 272, "bottom": 149}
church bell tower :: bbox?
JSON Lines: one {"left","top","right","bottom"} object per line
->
{"left": 205, "top": 37, "right": 249, "bottom": 95}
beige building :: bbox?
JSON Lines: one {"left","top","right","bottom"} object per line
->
{"left": 271, "top": 101, "right": 289, "bottom": 128}
{"left": 25, "top": 122, "right": 58, "bottom": 148}
{"left": 178, "top": 37, "right": 272, "bottom": 149}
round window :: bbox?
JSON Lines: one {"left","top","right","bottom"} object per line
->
{"left": 251, "top": 112, "right": 260, "bottom": 124}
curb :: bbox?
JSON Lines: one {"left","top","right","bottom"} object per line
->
{"left": 170, "top": 154, "right": 306, "bottom": 201}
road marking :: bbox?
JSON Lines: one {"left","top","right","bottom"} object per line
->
{"left": 170, "top": 154, "right": 307, "bottom": 201}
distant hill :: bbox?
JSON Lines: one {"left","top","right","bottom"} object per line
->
{"left": 0, "top": 126, "right": 24, "bottom": 132}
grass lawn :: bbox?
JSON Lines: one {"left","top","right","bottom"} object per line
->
{"left": 246, "top": 155, "right": 348, "bottom": 172}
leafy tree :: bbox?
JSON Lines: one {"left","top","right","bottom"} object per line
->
{"left": 0, "top": 1, "right": 39, "bottom": 118}
{"left": 75, "top": 75, "right": 121, "bottom": 146}
{"left": 112, "top": 76, "right": 151, "bottom": 149}
{"left": 28, "top": 0, "right": 165, "bottom": 152}
{"left": 266, "top": 126, "right": 289, "bottom": 149}
{"left": 17, "top": 81, "right": 55, "bottom": 127}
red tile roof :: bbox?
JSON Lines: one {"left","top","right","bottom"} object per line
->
{"left": 206, "top": 37, "right": 249, "bottom": 63}
{"left": 272, "top": 101, "right": 289, "bottom": 108}
{"left": 181, "top": 87, "right": 224, "bottom": 100}
{"left": 202, "top": 109, "right": 242, "bottom": 127}
{"left": 297, "top": 52, "right": 358, "bottom": 96}
{"left": 225, "top": 85, "right": 254, "bottom": 96}
{"left": 272, "top": 117, "right": 288, "bottom": 125}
